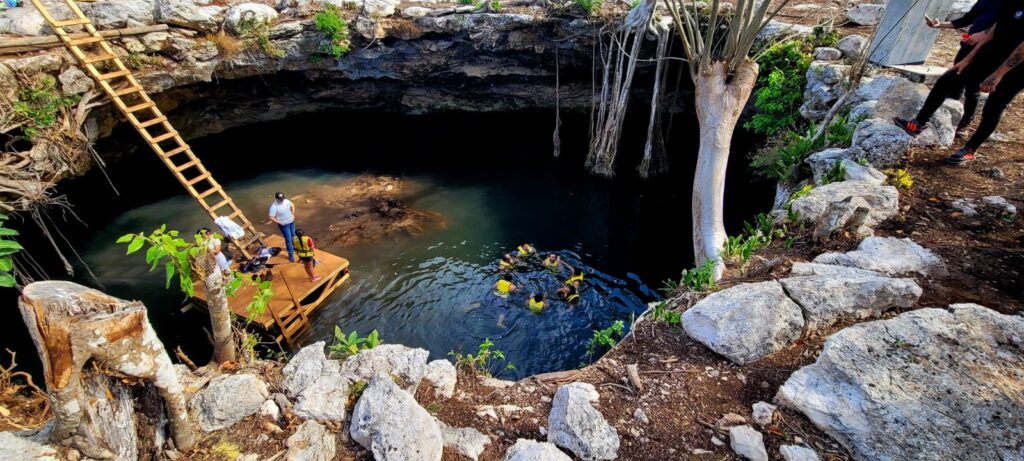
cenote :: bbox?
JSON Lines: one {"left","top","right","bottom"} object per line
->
{"left": 20, "top": 108, "right": 772, "bottom": 379}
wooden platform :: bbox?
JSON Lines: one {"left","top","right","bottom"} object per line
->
{"left": 191, "top": 235, "right": 350, "bottom": 346}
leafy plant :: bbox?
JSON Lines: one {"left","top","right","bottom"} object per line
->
{"left": 13, "top": 74, "right": 80, "bottom": 140}
{"left": 826, "top": 111, "right": 862, "bottom": 146}
{"left": 235, "top": 11, "right": 283, "bottom": 57}
{"left": 586, "top": 320, "right": 624, "bottom": 361}
{"left": 746, "top": 40, "right": 812, "bottom": 136}
{"left": 117, "top": 225, "right": 204, "bottom": 297}
{"left": 683, "top": 259, "right": 717, "bottom": 291}
{"left": 0, "top": 215, "right": 21, "bottom": 288}
{"left": 126, "top": 52, "right": 160, "bottom": 70}
{"left": 574, "top": 0, "right": 601, "bottom": 15}
{"left": 821, "top": 159, "right": 847, "bottom": 185}
{"left": 785, "top": 184, "right": 815, "bottom": 221}
{"left": 449, "top": 338, "right": 515, "bottom": 377}
{"left": 751, "top": 124, "right": 825, "bottom": 181}
{"left": 329, "top": 327, "right": 381, "bottom": 359}
{"left": 349, "top": 379, "right": 368, "bottom": 402}
{"left": 810, "top": 24, "right": 839, "bottom": 48}
{"left": 314, "top": 5, "right": 351, "bottom": 59}
{"left": 650, "top": 301, "right": 681, "bottom": 325}
{"left": 884, "top": 169, "right": 914, "bottom": 189}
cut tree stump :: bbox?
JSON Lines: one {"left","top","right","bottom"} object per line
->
{"left": 17, "top": 281, "right": 195, "bottom": 457}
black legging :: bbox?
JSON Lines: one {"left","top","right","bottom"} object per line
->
{"left": 948, "top": 44, "right": 982, "bottom": 129}
{"left": 915, "top": 48, "right": 1024, "bottom": 151}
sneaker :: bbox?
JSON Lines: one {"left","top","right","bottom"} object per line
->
{"left": 944, "top": 147, "right": 975, "bottom": 165}
{"left": 893, "top": 117, "right": 923, "bottom": 136}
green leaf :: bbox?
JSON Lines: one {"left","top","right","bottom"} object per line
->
{"left": 127, "top": 236, "right": 145, "bottom": 254}
{"left": 164, "top": 262, "right": 175, "bottom": 289}
{"left": 0, "top": 240, "right": 23, "bottom": 251}
{"left": 116, "top": 234, "right": 135, "bottom": 244}
{"left": 0, "top": 228, "right": 18, "bottom": 237}
{"left": 0, "top": 256, "right": 11, "bottom": 272}
{"left": 0, "top": 273, "right": 15, "bottom": 287}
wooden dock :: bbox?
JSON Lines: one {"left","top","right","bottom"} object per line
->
{"left": 192, "top": 235, "right": 350, "bottom": 346}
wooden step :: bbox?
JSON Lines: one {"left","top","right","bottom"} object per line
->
{"left": 239, "top": 232, "right": 266, "bottom": 250}
{"left": 113, "top": 85, "right": 143, "bottom": 96}
{"left": 160, "top": 145, "right": 189, "bottom": 158}
{"left": 98, "top": 69, "right": 131, "bottom": 81}
{"left": 138, "top": 115, "right": 167, "bottom": 128}
{"left": 149, "top": 130, "right": 178, "bottom": 144}
{"left": 68, "top": 35, "right": 105, "bottom": 46}
{"left": 54, "top": 17, "right": 92, "bottom": 27}
{"left": 197, "top": 186, "right": 221, "bottom": 199}
{"left": 83, "top": 53, "right": 117, "bottom": 64}
{"left": 173, "top": 159, "right": 200, "bottom": 172}
{"left": 125, "top": 101, "right": 155, "bottom": 113}
{"left": 207, "top": 198, "right": 231, "bottom": 212}
{"left": 187, "top": 172, "right": 211, "bottom": 186}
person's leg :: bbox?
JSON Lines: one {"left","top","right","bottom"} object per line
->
{"left": 303, "top": 260, "right": 315, "bottom": 280}
{"left": 958, "top": 83, "right": 981, "bottom": 131}
{"left": 965, "top": 72, "right": 1024, "bottom": 151}
{"left": 914, "top": 70, "right": 963, "bottom": 124}
{"left": 279, "top": 223, "right": 295, "bottom": 261}
{"left": 947, "top": 44, "right": 973, "bottom": 101}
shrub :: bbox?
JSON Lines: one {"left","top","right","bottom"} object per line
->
{"left": 663, "top": 259, "right": 718, "bottom": 293}
{"left": 811, "top": 24, "right": 839, "bottom": 48}
{"left": 751, "top": 125, "right": 825, "bottom": 181}
{"left": 235, "top": 12, "right": 283, "bottom": 57}
{"left": 314, "top": 5, "right": 351, "bottom": 59}
{"left": 575, "top": 0, "right": 601, "bottom": 15}
{"left": 206, "top": 32, "right": 245, "bottom": 57}
{"left": 13, "top": 75, "right": 80, "bottom": 140}
{"left": 650, "top": 301, "right": 682, "bottom": 325}
{"left": 821, "top": 159, "right": 847, "bottom": 185}
{"left": 449, "top": 338, "right": 515, "bottom": 377}
{"left": 785, "top": 184, "right": 815, "bottom": 221}
{"left": 328, "top": 328, "right": 381, "bottom": 358}
{"left": 586, "top": 320, "right": 624, "bottom": 361}
{"left": 745, "top": 40, "right": 812, "bottom": 136}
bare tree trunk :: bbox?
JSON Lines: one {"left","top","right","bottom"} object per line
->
{"left": 201, "top": 254, "right": 236, "bottom": 364}
{"left": 17, "top": 281, "right": 195, "bottom": 456}
{"left": 692, "top": 59, "right": 759, "bottom": 279}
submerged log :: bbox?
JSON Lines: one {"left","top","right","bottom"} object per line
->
{"left": 17, "top": 281, "right": 195, "bottom": 457}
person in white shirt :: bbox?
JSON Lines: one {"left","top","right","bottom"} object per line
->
{"left": 198, "top": 227, "right": 231, "bottom": 274}
{"left": 268, "top": 191, "right": 297, "bottom": 262}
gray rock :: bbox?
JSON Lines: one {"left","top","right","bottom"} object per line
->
{"left": 804, "top": 147, "right": 866, "bottom": 185}
{"left": 847, "top": 3, "right": 885, "bottom": 25}
{"left": 682, "top": 281, "right": 804, "bottom": 365}
{"left": 294, "top": 373, "right": 351, "bottom": 422}
{"left": 981, "top": 195, "right": 1018, "bottom": 217}
{"left": 847, "top": 100, "right": 876, "bottom": 125}
{"left": 790, "top": 181, "right": 899, "bottom": 228}
{"left": 350, "top": 374, "right": 444, "bottom": 461}
{"left": 224, "top": 3, "right": 278, "bottom": 34}
{"left": 851, "top": 118, "right": 911, "bottom": 167}
{"left": 156, "top": 0, "right": 224, "bottom": 32}
{"left": 836, "top": 34, "right": 867, "bottom": 58}
{"left": 286, "top": 420, "right": 336, "bottom": 461}
{"left": 871, "top": 79, "right": 961, "bottom": 147}
{"left": 282, "top": 341, "right": 342, "bottom": 397}
{"left": 58, "top": 67, "right": 94, "bottom": 95}
{"left": 437, "top": 419, "right": 491, "bottom": 460}
{"left": 776, "top": 304, "right": 1024, "bottom": 461}
{"left": 4, "top": 53, "right": 62, "bottom": 75}
{"left": 190, "top": 373, "right": 270, "bottom": 432}
{"left": 780, "top": 273, "right": 922, "bottom": 331}
{"left": 800, "top": 63, "right": 850, "bottom": 121}
{"left": 80, "top": 0, "right": 157, "bottom": 29}
{"left": 548, "top": 382, "right": 619, "bottom": 460}
{"left": 122, "top": 37, "right": 147, "bottom": 54}
{"left": 504, "top": 439, "right": 572, "bottom": 461}
{"left": 789, "top": 262, "right": 885, "bottom": 278}
{"left": 779, "top": 445, "right": 820, "bottom": 461}
{"left": 729, "top": 425, "right": 768, "bottom": 461}
{"left": 813, "top": 47, "right": 842, "bottom": 61}
{"left": 340, "top": 344, "right": 430, "bottom": 392}
{"left": 814, "top": 236, "right": 948, "bottom": 277}
{"left": 757, "top": 20, "right": 814, "bottom": 41}
{"left": 402, "top": 6, "right": 432, "bottom": 18}
{"left": 259, "top": 399, "right": 281, "bottom": 421}
{"left": 751, "top": 402, "right": 776, "bottom": 426}
{"left": 633, "top": 407, "right": 649, "bottom": 425}
{"left": 0, "top": 432, "right": 59, "bottom": 461}
{"left": 952, "top": 198, "right": 979, "bottom": 217}
{"left": 268, "top": 21, "right": 303, "bottom": 39}
{"left": 0, "top": 5, "right": 49, "bottom": 36}
{"left": 423, "top": 359, "right": 457, "bottom": 398}
{"left": 840, "top": 159, "right": 887, "bottom": 185}
{"left": 141, "top": 31, "right": 171, "bottom": 52}
{"left": 852, "top": 75, "right": 906, "bottom": 103}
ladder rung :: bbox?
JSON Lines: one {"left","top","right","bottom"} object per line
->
{"left": 187, "top": 172, "right": 211, "bottom": 186}
{"left": 173, "top": 159, "right": 200, "bottom": 172}
{"left": 83, "top": 52, "right": 117, "bottom": 64}
{"left": 125, "top": 101, "right": 155, "bottom": 113}
{"left": 138, "top": 116, "right": 167, "bottom": 128}
{"left": 68, "top": 35, "right": 105, "bottom": 46}
{"left": 161, "top": 145, "right": 189, "bottom": 158}
{"left": 98, "top": 69, "right": 131, "bottom": 81}
{"left": 208, "top": 199, "right": 231, "bottom": 212}
{"left": 198, "top": 186, "right": 221, "bottom": 199}
{"left": 114, "top": 85, "right": 143, "bottom": 96}
{"left": 54, "top": 17, "right": 92, "bottom": 27}
{"left": 150, "top": 131, "right": 178, "bottom": 144}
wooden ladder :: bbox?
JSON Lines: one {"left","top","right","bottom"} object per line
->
{"left": 31, "top": 0, "right": 265, "bottom": 258}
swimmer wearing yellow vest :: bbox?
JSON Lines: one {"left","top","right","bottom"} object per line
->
{"left": 542, "top": 253, "right": 563, "bottom": 272}
{"left": 494, "top": 273, "right": 517, "bottom": 297}
{"left": 517, "top": 243, "right": 536, "bottom": 258}
{"left": 557, "top": 284, "right": 580, "bottom": 305}
{"left": 528, "top": 293, "right": 546, "bottom": 314}
{"left": 563, "top": 267, "right": 584, "bottom": 287}
{"left": 499, "top": 253, "right": 518, "bottom": 272}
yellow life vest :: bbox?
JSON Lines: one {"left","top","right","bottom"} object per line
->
{"left": 543, "top": 257, "right": 559, "bottom": 269}
{"left": 517, "top": 245, "right": 534, "bottom": 257}
{"left": 567, "top": 293, "right": 580, "bottom": 304}
{"left": 499, "top": 260, "right": 513, "bottom": 270}
{"left": 529, "top": 298, "right": 544, "bottom": 313}
{"left": 564, "top": 273, "right": 584, "bottom": 286}
{"left": 496, "top": 279, "right": 513, "bottom": 294}
{"left": 293, "top": 235, "right": 314, "bottom": 258}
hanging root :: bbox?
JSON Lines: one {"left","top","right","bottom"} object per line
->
{"left": 0, "top": 349, "right": 51, "bottom": 431}
{"left": 553, "top": 39, "right": 562, "bottom": 158}
{"left": 638, "top": 19, "right": 672, "bottom": 179}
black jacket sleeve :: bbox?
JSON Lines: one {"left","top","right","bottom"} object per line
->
{"left": 951, "top": 0, "right": 987, "bottom": 29}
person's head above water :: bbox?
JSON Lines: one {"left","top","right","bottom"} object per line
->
{"left": 504, "top": 253, "right": 514, "bottom": 261}
{"left": 572, "top": 267, "right": 582, "bottom": 276}
{"left": 502, "top": 273, "right": 513, "bottom": 282}
{"left": 295, "top": 229, "right": 305, "bottom": 237}
{"left": 533, "top": 293, "right": 543, "bottom": 302}
{"left": 547, "top": 254, "right": 558, "bottom": 260}
{"left": 274, "top": 192, "right": 286, "bottom": 202}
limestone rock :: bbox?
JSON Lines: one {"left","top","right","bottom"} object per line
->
{"left": 340, "top": 344, "right": 430, "bottom": 392}
{"left": 814, "top": 236, "right": 947, "bottom": 277}
{"left": 729, "top": 425, "right": 768, "bottom": 461}
{"left": 780, "top": 273, "right": 922, "bottom": 331}
{"left": 190, "top": 373, "right": 270, "bottom": 432}
{"left": 751, "top": 402, "right": 776, "bottom": 426}
{"left": 402, "top": 6, "right": 432, "bottom": 18}
{"left": 281, "top": 341, "right": 342, "bottom": 397}
{"left": 294, "top": 373, "right": 351, "bottom": 421}
{"left": 981, "top": 195, "right": 1018, "bottom": 217}
{"left": 504, "top": 439, "right": 572, "bottom": 461}
{"left": 548, "top": 382, "right": 619, "bottom": 460}
{"left": 141, "top": 31, "right": 171, "bottom": 52}
{"left": 350, "top": 374, "right": 444, "bottom": 461}
{"left": 58, "top": 67, "right": 94, "bottom": 95}
{"left": 789, "top": 262, "right": 884, "bottom": 278}
{"left": 437, "top": 419, "right": 491, "bottom": 460}
{"left": 0, "top": 5, "right": 49, "bottom": 36}
{"left": 848, "top": 100, "right": 876, "bottom": 124}
{"left": 836, "top": 34, "right": 867, "bottom": 58}
{"left": 851, "top": 118, "right": 911, "bottom": 167}
{"left": 260, "top": 399, "right": 281, "bottom": 421}
{"left": 269, "top": 21, "right": 303, "bottom": 39}
{"left": 871, "top": 79, "right": 961, "bottom": 147}
{"left": 286, "top": 420, "right": 336, "bottom": 461}
{"left": 80, "top": 0, "right": 157, "bottom": 29}
{"left": 224, "top": 3, "right": 278, "bottom": 34}
{"left": 0, "top": 432, "right": 59, "bottom": 461}
{"left": 852, "top": 75, "right": 905, "bottom": 104}
{"left": 682, "top": 281, "right": 804, "bottom": 365}
{"left": 779, "top": 445, "right": 820, "bottom": 461}
{"left": 790, "top": 181, "right": 899, "bottom": 228}
{"left": 4, "top": 53, "right": 62, "bottom": 75}
{"left": 805, "top": 147, "right": 886, "bottom": 186}
{"left": 776, "top": 304, "right": 1024, "bottom": 461}
{"left": 156, "top": 0, "right": 224, "bottom": 32}
{"left": 812, "top": 47, "right": 841, "bottom": 61}
{"left": 423, "top": 359, "right": 457, "bottom": 398}
{"left": 757, "top": 20, "right": 814, "bottom": 41}
{"left": 800, "top": 63, "right": 850, "bottom": 121}
{"left": 847, "top": 3, "right": 885, "bottom": 25}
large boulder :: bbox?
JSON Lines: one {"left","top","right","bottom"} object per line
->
{"left": 224, "top": 3, "right": 278, "bottom": 34}
{"left": 80, "top": 0, "right": 157, "bottom": 29}
{"left": 0, "top": 5, "right": 49, "bottom": 36}
{"left": 58, "top": 67, "right": 95, "bottom": 96}
{"left": 851, "top": 75, "right": 906, "bottom": 104}
{"left": 286, "top": 420, "right": 336, "bottom": 461}
{"left": 871, "top": 79, "right": 962, "bottom": 147}
{"left": 682, "top": 281, "right": 805, "bottom": 365}
{"left": 281, "top": 341, "right": 342, "bottom": 397}
{"left": 780, "top": 272, "right": 922, "bottom": 331}
{"left": 340, "top": 344, "right": 430, "bottom": 392}
{"left": 851, "top": 118, "right": 911, "bottom": 167}
{"left": 437, "top": 419, "right": 491, "bottom": 460}
{"left": 547, "top": 383, "right": 619, "bottom": 460}
{"left": 813, "top": 47, "right": 842, "bottom": 61}
{"left": 776, "top": 304, "right": 1024, "bottom": 461}
{"left": 350, "top": 374, "right": 444, "bottom": 461}
{"left": 294, "top": 373, "right": 351, "bottom": 421}
{"left": 789, "top": 181, "right": 899, "bottom": 229}
{"left": 504, "top": 439, "right": 573, "bottom": 461}
{"left": 814, "top": 237, "right": 948, "bottom": 277}
{"left": 800, "top": 63, "right": 850, "bottom": 121}
{"left": 789, "top": 262, "right": 885, "bottom": 278}
{"left": 155, "top": 0, "right": 224, "bottom": 32}
{"left": 190, "top": 373, "right": 270, "bottom": 432}
{"left": 847, "top": 3, "right": 885, "bottom": 25}
{"left": 423, "top": 359, "right": 457, "bottom": 398}
{"left": 805, "top": 148, "right": 885, "bottom": 186}
{"left": 836, "top": 34, "right": 867, "bottom": 58}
